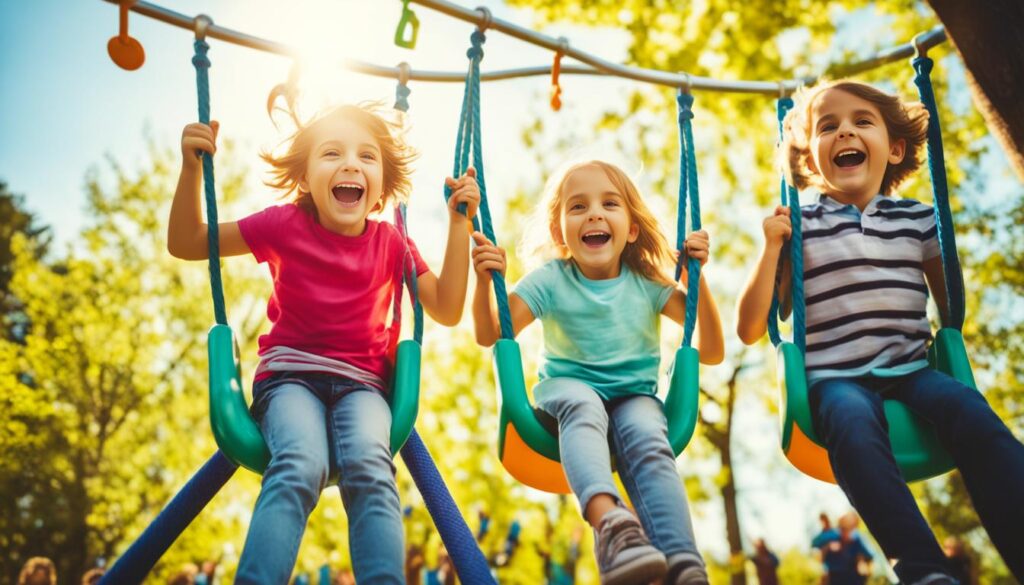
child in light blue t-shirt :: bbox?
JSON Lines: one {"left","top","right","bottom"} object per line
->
{"left": 471, "top": 160, "right": 724, "bottom": 585}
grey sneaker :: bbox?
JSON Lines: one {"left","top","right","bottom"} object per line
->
{"left": 594, "top": 507, "right": 668, "bottom": 585}
{"left": 665, "top": 553, "right": 709, "bottom": 585}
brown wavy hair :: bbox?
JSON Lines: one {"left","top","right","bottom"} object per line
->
{"left": 781, "top": 80, "right": 929, "bottom": 195}
{"left": 18, "top": 557, "right": 56, "bottom": 585}
{"left": 523, "top": 160, "right": 675, "bottom": 287}
{"left": 261, "top": 102, "right": 417, "bottom": 217}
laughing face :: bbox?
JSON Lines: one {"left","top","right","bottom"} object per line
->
{"left": 555, "top": 164, "right": 639, "bottom": 280}
{"left": 808, "top": 88, "right": 906, "bottom": 207}
{"left": 299, "top": 115, "right": 385, "bottom": 236}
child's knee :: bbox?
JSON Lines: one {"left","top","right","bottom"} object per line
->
{"left": 339, "top": 435, "right": 396, "bottom": 489}
{"left": 265, "top": 451, "right": 329, "bottom": 499}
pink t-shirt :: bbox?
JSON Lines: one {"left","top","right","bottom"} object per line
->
{"left": 238, "top": 204, "right": 429, "bottom": 382}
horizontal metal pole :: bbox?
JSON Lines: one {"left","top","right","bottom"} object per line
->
{"left": 103, "top": 0, "right": 946, "bottom": 94}
{"left": 412, "top": 0, "right": 948, "bottom": 93}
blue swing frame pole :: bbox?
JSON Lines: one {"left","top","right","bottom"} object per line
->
{"left": 99, "top": 451, "right": 238, "bottom": 585}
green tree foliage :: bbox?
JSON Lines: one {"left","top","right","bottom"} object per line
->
{"left": 0, "top": 143, "right": 268, "bottom": 584}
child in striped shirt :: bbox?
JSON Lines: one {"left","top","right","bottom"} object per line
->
{"left": 736, "top": 80, "right": 1024, "bottom": 584}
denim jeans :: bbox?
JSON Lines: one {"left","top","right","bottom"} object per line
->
{"left": 535, "top": 377, "right": 702, "bottom": 561}
{"left": 235, "top": 374, "right": 404, "bottom": 584}
{"left": 810, "top": 368, "right": 1024, "bottom": 583}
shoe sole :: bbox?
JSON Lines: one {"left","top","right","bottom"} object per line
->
{"left": 601, "top": 553, "right": 668, "bottom": 585}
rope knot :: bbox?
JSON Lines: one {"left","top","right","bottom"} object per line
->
{"left": 192, "top": 39, "right": 211, "bottom": 69}
{"left": 394, "top": 83, "right": 412, "bottom": 112}
{"left": 467, "top": 30, "right": 486, "bottom": 60}
{"left": 912, "top": 55, "right": 934, "bottom": 76}
{"left": 676, "top": 92, "right": 695, "bottom": 121}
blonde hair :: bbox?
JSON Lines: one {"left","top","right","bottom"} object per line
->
{"left": 260, "top": 102, "right": 417, "bottom": 217}
{"left": 781, "top": 80, "right": 929, "bottom": 195}
{"left": 522, "top": 160, "right": 675, "bottom": 287}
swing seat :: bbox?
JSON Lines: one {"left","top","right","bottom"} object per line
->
{"left": 778, "top": 328, "right": 977, "bottom": 484}
{"left": 493, "top": 338, "right": 700, "bottom": 493}
{"left": 208, "top": 324, "right": 421, "bottom": 474}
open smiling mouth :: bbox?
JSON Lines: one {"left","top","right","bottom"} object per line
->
{"left": 332, "top": 183, "right": 365, "bottom": 207}
{"left": 834, "top": 149, "right": 866, "bottom": 168}
{"left": 581, "top": 231, "right": 611, "bottom": 247}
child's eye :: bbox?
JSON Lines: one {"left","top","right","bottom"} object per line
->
{"left": 856, "top": 119, "right": 873, "bottom": 126}
{"left": 819, "top": 124, "right": 837, "bottom": 133}
{"left": 323, "top": 150, "right": 339, "bottom": 157}
{"left": 361, "top": 152, "right": 377, "bottom": 161}
{"left": 604, "top": 200, "right": 620, "bottom": 208}
{"left": 570, "top": 203, "right": 586, "bottom": 211}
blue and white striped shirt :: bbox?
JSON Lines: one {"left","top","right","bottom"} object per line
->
{"left": 798, "top": 194, "right": 940, "bottom": 385}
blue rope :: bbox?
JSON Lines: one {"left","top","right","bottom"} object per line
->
{"left": 448, "top": 31, "right": 514, "bottom": 339}
{"left": 192, "top": 40, "right": 228, "bottom": 326}
{"left": 765, "top": 98, "right": 792, "bottom": 347}
{"left": 400, "top": 431, "right": 496, "bottom": 584}
{"left": 912, "top": 56, "right": 965, "bottom": 331}
{"left": 675, "top": 92, "right": 702, "bottom": 348}
{"left": 395, "top": 203, "right": 424, "bottom": 343}
{"left": 100, "top": 452, "right": 238, "bottom": 584}
{"left": 788, "top": 182, "right": 805, "bottom": 353}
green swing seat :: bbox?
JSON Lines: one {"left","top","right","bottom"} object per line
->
{"left": 493, "top": 340, "right": 701, "bottom": 493}
{"left": 778, "top": 328, "right": 977, "bottom": 483}
{"left": 208, "top": 325, "right": 422, "bottom": 475}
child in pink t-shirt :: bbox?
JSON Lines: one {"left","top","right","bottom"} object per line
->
{"left": 168, "top": 103, "right": 480, "bottom": 584}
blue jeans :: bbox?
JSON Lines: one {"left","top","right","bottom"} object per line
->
{"left": 811, "top": 368, "right": 1024, "bottom": 583}
{"left": 535, "top": 377, "right": 702, "bottom": 561}
{"left": 236, "top": 374, "right": 404, "bottom": 584}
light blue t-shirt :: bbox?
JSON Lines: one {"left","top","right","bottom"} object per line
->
{"left": 513, "top": 259, "right": 675, "bottom": 400}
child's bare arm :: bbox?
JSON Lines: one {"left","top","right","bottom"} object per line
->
{"left": 167, "top": 121, "right": 251, "bottom": 260}
{"left": 661, "top": 230, "right": 724, "bottom": 364}
{"left": 736, "top": 206, "right": 792, "bottom": 344}
{"left": 470, "top": 232, "right": 534, "bottom": 346}
{"left": 418, "top": 168, "right": 481, "bottom": 326}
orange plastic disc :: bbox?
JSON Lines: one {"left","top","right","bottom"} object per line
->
{"left": 108, "top": 35, "right": 145, "bottom": 71}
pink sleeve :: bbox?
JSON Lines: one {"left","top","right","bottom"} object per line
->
{"left": 237, "top": 205, "right": 291, "bottom": 263}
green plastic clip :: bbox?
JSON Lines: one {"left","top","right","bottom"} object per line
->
{"left": 394, "top": 0, "right": 420, "bottom": 49}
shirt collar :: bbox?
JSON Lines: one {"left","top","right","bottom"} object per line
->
{"left": 815, "top": 193, "right": 888, "bottom": 214}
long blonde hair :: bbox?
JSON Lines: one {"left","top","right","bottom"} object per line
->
{"left": 260, "top": 102, "right": 417, "bottom": 217}
{"left": 781, "top": 80, "right": 929, "bottom": 195}
{"left": 522, "top": 160, "right": 675, "bottom": 287}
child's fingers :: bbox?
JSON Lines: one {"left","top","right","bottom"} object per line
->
{"left": 471, "top": 231, "right": 493, "bottom": 247}
{"left": 464, "top": 166, "right": 477, "bottom": 179}
{"left": 774, "top": 206, "right": 791, "bottom": 217}
{"left": 445, "top": 176, "right": 459, "bottom": 188}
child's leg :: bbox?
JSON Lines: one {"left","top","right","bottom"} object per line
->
{"left": 535, "top": 378, "right": 619, "bottom": 514}
{"left": 893, "top": 368, "right": 1024, "bottom": 580}
{"left": 535, "top": 378, "right": 667, "bottom": 585}
{"left": 609, "top": 395, "right": 706, "bottom": 584}
{"left": 330, "top": 388, "right": 404, "bottom": 584}
{"left": 811, "top": 377, "right": 949, "bottom": 584}
{"left": 237, "top": 382, "right": 330, "bottom": 585}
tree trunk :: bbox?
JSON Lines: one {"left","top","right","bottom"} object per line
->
{"left": 927, "top": 0, "right": 1024, "bottom": 181}
{"left": 721, "top": 440, "right": 746, "bottom": 585}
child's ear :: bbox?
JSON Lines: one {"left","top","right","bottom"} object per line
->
{"left": 806, "top": 152, "right": 820, "bottom": 176}
{"left": 888, "top": 138, "right": 906, "bottom": 164}
{"left": 298, "top": 175, "right": 310, "bottom": 194}
{"left": 549, "top": 222, "right": 565, "bottom": 247}
{"left": 627, "top": 222, "right": 640, "bottom": 243}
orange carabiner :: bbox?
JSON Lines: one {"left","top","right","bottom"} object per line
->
{"left": 108, "top": 0, "right": 145, "bottom": 71}
{"left": 550, "top": 38, "right": 570, "bottom": 111}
